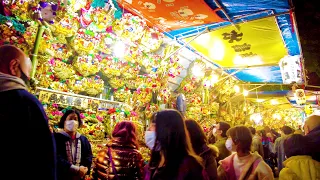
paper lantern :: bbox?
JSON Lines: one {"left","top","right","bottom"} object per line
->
{"left": 279, "top": 55, "right": 303, "bottom": 84}
{"left": 294, "top": 89, "right": 306, "bottom": 105}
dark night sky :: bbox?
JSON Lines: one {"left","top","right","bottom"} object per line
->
{"left": 293, "top": 0, "right": 320, "bottom": 85}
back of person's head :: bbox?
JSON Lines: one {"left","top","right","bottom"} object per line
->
{"left": 248, "top": 127, "right": 256, "bottom": 135}
{"left": 260, "top": 130, "right": 267, "bottom": 138}
{"left": 304, "top": 115, "right": 320, "bottom": 135}
{"left": 219, "top": 121, "right": 231, "bottom": 137}
{"left": 151, "top": 109, "right": 200, "bottom": 174}
{"left": 59, "top": 109, "right": 83, "bottom": 128}
{"left": 185, "top": 119, "right": 207, "bottom": 154}
{"left": 281, "top": 126, "right": 293, "bottom": 135}
{"left": 284, "top": 134, "right": 308, "bottom": 158}
{"left": 227, "top": 126, "right": 252, "bottom": 153}
{"left": 0, "top": 45, "right": 30, "bottom": 76}
{"left": 112, "top": 121, "right": 138, "bottom": 148}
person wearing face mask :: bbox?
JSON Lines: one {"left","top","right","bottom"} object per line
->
{"left": 145, "top": 110, "right": 208, "bottom": 180}
{"left": 145, "top": 113, "right": 157, "bottom": 150}
{"left": 54, "top": 110, "right": 93, "bottom": 180}
{"left": 207, "top": 125, "right": 217, "bottom": 144}
{"left": 213, "top": 122, "right": 231, "bottom": 162}
{"left": 218, "top": 126, "right": 274, "bottom": 180}
{"left": 0, "top": 45, "right": 57, "bottom": 180}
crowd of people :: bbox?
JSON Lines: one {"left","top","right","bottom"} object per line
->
{"left": 1, "top": 45, "right": 320, "bottom": 180}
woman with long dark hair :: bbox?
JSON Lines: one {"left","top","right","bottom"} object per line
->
{"left": 55, "top": 109, "right": 93, "bottom": 180}
{"left": 145, "top": 109, "right": 207, "bottom": 180}
{"left": 185, "top": 120, "right": 218, "bottom": 180}
{"left": 93, "top": 121, "right": 144, "bottom": 180}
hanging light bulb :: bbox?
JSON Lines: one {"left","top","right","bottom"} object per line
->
{"left": 192, "top": 64, "right": 205, "bottom": 78}
{"left": 210, "top": 74, "right": 219, "bottom": 84}
{"left": 243, "top": 89, "right": 249, "bottom": 96}
{"left": 234, "top": 85, "right": 240, "bottom": 93}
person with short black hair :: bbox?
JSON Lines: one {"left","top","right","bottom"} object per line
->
{"left": 213, "top": 122, "right": 231, "bottom": 162}
{"left": 217, "top": 126, "right": 274, "bottom": 180}
{"left": 55, "top": 109, "right": 93, "bottom": 180}
{"left": 274, "top": 126, "right": 293, "bottom": 172}
{"left": 279, "top": 134, "right": 320, "bottom": 180}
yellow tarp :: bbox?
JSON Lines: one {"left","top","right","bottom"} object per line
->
{"left": 186, "top": 17, "right": 288, "bottom": 68}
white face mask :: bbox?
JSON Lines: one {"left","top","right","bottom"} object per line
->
{"left": 225, "top": 138, "right": 234, "bottom": 152}
{"left": 212, "top": 128, "right": 217, "bottom": 135}
{"left": 145, "top": 131, "right": 156, "bottom": 150}
{"left": 65, "top": 120, "right": 79, "bottom": 132}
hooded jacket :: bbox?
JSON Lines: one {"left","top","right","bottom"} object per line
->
{"left": 279, "top": 155, "right": 320, "bottom": 180}
{"left": 0, "top": 72, "right": 57, "bottom": 180}
{"left": 217, "top": 152, "right": 274, "bottom": 180}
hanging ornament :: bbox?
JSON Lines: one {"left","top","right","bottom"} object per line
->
{"left": 279, "top": 55, "right": 303, "bottom": 84}
{"left": 294, "top": 89, "right": 306, "bottom": 105}
{"left": 36, "top": 1, "right": 58, "bottom": 24}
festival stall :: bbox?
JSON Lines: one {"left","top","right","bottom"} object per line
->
{"left": 1, "top": 0, "right": 318, "bottom": 164}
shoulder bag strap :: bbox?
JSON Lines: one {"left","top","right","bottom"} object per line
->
{"left": 243, "top": 158, "right": 261, "bottom": 180}
{"left": 108, "top": 147, "right": 120, "bottom": 180}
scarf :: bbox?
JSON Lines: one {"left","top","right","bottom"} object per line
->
{"left": 0, "top": 72, "right": 27, "bottom": 92}
{"left": 66, "top": 139, "right": 82, "bottom": 166}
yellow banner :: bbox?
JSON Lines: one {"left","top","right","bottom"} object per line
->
{"left": 186, "top": 17, "right": 288, "bottom": 67}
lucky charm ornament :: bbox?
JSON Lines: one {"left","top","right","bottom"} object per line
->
{"left": 36, "top": 1, "right": 58, "bottom": 24}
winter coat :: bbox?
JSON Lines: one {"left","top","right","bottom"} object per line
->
{"left": 200, "top": 145, "right": 219, "bottom": 180}
{"left": 0, "top": 72, "right": 57, "bottom": 180}
{"left": 214, "top": 137, "right": 231, "bottom": 162}
{"left": 274, "top": 136, "right": 290, "bottom": 171}
{"left": 55, "top": 131, "right": 93, "bottom": 180}
{"left": 145, "top": 155, "right": 208, "bottom": 180}
{"left": 93, "top": 139, "right": 144, "bottom": 180}
{"left": 251, "top": 135, "right": 264, "bottom": 158}
{"left": 305, "top": 126, "right": 320, "bottom": 162}
{"left": 279, "top": 155, "right": 320, "bottom": 180}
{"left": 217, "top": 152, "right": 274, "bottom": 180}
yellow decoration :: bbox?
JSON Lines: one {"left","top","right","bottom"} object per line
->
{"left": 113, "top": 13, "right": 146, "bottom": 42}
{"left": 114, "top": 89, "right": 131, "bottom": 102}
{"left": 35, "top": 63, "right": 54, "bottom": 88}
{"left": 51, "top": 59, "right": 75, "bottom": 80}
{"left": 52, "top": 17, "right": 79, "bottom": 37}
{"left": 82, "top": 76, "right": 104, "bottom": 96}
{"left": 187, "top": 17, "right": 288, "bottom": 67}
{"left": 140, "top": 27, "right": 164, "bottom": 52}
{"left": 66, "top": 76, "right": 86, "bottom": 93}
{"left": 74, "top": 55, "right": 101, "bottom": 77}
{"left": 50, "top": 81, "right": 69, "bottom": 92}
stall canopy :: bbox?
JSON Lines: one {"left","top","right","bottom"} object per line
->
{"left": 119, "top": 0, "right": 303, "bottom": 85}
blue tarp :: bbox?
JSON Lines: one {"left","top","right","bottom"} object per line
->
{"left": 162, "top": 0, "right": 302, "bottom": 84}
